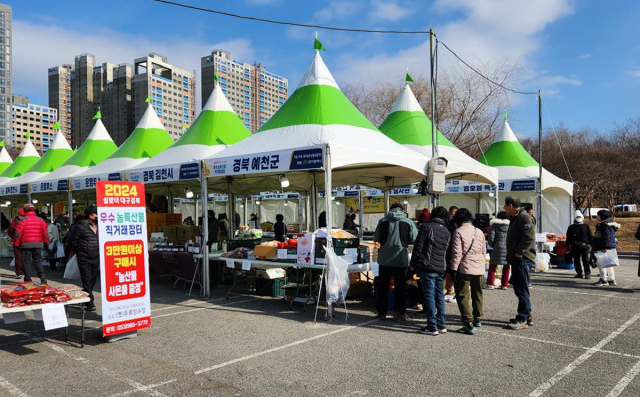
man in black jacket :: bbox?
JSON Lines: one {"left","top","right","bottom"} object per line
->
{"left": 69, "top": 206, "right": 100, "bottom": 311}
{"left": 504, "top": 196, "right": 536, "bottom": 330}
{"left": 410, "top": 206, "right": 451, "bottom": 335}
{"left": 207, "top": 210, "right": 219, "bottom": 251}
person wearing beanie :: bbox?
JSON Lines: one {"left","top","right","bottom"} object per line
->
{"left": 8, "top": 209, "right": 26, "bottom": 279}
{"left": 591, "top": 209, "right": 620, "bottom": 286}
{"left": 374, "top": 202, "right": 418, "bottom": 321}
{"left": 566, "top": 210, "right": 593, "bottom": 279}
{"left": 418, "top": 208, "right": 431, "bottom": 226}
{"left": 15, "top": 204, "right": 49, "bottom": 284}
{"left": 68, "top": 205, "right": 100, "bottom": 311}
{"left": 486, "top": 211, "right": 511, "bottom": 289}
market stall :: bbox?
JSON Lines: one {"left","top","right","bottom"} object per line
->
{"left": 0, "top": 145, "right": 13, "bottom": 174}
{"left": 478, "top": 119, "right": 573, "bottom": 234}
{"left": 0, "top": 139, "right": 40, "bottom": 187}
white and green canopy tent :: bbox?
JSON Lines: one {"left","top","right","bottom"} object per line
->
{"left": 0, "top": 131, "right": 73, "bottom": 201}
{"left": 0, "top": 140, "right": 40, "bottom": 188}
{"left": 125, "top": 83, "right": 251, "bottom": 195}
{"left": 70, "top": 104, "right": 173, "bottom": 195}
{"left": 479, "top": 119, "right": 573, "bottom": 234}
{"left": 379, "top": 82, "right": 499, "bottom": 217}
{"left": 0, "top": 145, "right": 13, "bottom": 175}
{"left": 29, "top": 119, "right": 118, "bottom": 205}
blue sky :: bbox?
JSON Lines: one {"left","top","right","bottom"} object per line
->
{"left": 7, "top": 0, "right": 640, "bottom": 138}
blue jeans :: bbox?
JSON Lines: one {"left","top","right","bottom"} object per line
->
{"left": 419, "top": 271, "right": 445, "bottom": 330}
{"left": 511, "top": 257, "right": 533, "bottom": 321}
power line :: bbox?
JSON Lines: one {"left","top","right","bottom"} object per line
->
{"left": 437, "top": 39, "right": 538, "bottom": 96}
{"left": 150, "top": 0, "right": 431, "bottom": 34}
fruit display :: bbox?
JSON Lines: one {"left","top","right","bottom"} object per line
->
{"left": 221, "top": 247, "right": 252, "bottom": 258}
{"left": 546, "top": 234, "right": 566, "bottom": 242}
{"left": 260, "top": 222, "right": 274, "bottom": 232}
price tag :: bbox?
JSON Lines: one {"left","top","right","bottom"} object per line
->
{"left": 3, "top": 311, "right": 27, "bottom": 324}
{"left": 345, "top": 248, "right": 358, "bottom": 264}
{"left": 277, "top": 249, "right": 288, "bottom": 259}
{"left": 370, "top": 262, "right": 380, "bottom": 277}
{"left": 226, "top": 259, "right": 234, "bottom": 268}
{"left": 536, "top": 233, "right": 547, "bottom": 243}
{"left": 42, "top": 303, "right": 68, "bottom": 331}
{"left": 242, "top": 260, "right": 251, "bottom": 271}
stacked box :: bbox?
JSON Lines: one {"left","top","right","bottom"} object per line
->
{"left": 255, "top": 277, "right": 288, "bottom": 297}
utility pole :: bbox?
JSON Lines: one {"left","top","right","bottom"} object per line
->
{"left": 429, "top": 28, "right": 438, "bottom": 208}
{"left": 537, "top": 90, "right": 543, "bottom": 233}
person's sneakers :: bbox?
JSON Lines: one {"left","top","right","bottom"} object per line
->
{"left": 608, "top": 280, "right": 617, "bottom": 286}
{"left": 473, "top": 318, "right": 482, "bottom": 328}
{"left": 593, "top": 279, "right": 608, "bottom": 286}
{"left": 437, "top": 328, "right": 448, "bottom": 334}
{"left": 528, "top": 283, "right": 532, "bottom": 288}
{"left": 585, "top": 274, "right": 591, "bottom": 280}
{"left": 85, "top": 303, "right": 97, "bottom": 312}
{"left": 13, "top": 274, "right": 23, "bottom": 279}
{"left": 393, "top": 313, "right": 409, "bottom": 322}
{"left": 574, "top": 274, "right": 583, "bottom": 278}
{"left": 527, "top": 317, "right": 534, "bottom": 327}
{"left": 40, "top": 278, "right": 48, "bottom": 285}
{"left": 457, "top": 325, "right": 476, "bottom": 335}
{"left": 507, "top": 320, "right": 528, "bottom": 330}
{"left": 415, "top": 303, "right": 424, "bottom": 311}
{"left": 484, "top": 284, "right": 495, "bottom": 290}
{"left": 377, "top": 314, "right": 387, "bottom": 320}
{"left": 499, "top": 285, "right": 508, "bottom": 290}
{"left": 444, "top": 294, "right": 456, "bottom": 303}
{"left": 418, "top": 327, "right": 439, "bottom": 336}
{"left": 415, "top": 309, "right": 427, "bottom": 315}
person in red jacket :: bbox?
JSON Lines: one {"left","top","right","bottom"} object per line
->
{"left": 15, "top": 204, "right": 49, "bottom": 284}
{"left": 8, "top": 209, "right": 25, "bottom": 279}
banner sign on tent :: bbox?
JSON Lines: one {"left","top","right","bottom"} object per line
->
{"left": 510, "top": 180, "right": 536, "bottom": 191}
{"left": 71, "top": 173, "right": 122, "bottom": 191}
{"left": 29, "top": 179, "right": 69, "bottom": 193}
{"left": 0, "top": 185, "right": 18, "bottom": 195}
{"left": 203, "top": 146, "right": 324, "bottom": 178}
{"left": 97, "top": 181, "right": 151, "bottom": 337}
{"left": 127, "top": 162, "right": 200, "bottom": 184}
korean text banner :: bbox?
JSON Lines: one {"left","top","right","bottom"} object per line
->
{"left": 204, "top": 146, "right": 324, "bottom": 178}
{"left": 97, "top": 181, "right": 151, "bottom": 337}
{"left": 127, "top": 162, "right": 200, "bottom": 184}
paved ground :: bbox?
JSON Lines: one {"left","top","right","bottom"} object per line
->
{"left": 0, "top": 257, "right": 640, "bottom": 397}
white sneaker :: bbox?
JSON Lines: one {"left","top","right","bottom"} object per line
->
{"left": 484, "top": 285, "right": 495, "bottom": 290}
{"left": 444, "top": 294, "right": 456, "bottom": 303}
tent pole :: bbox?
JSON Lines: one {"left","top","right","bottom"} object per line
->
{"left": 311, "top": 171, "right": 318, "bottom": 231}
{"left": 297, "top": 193, "right": 304, "bottom": 233}
{"left": 314, "top": 145, "right": 332, "bottom": 323}
{"left": 537, "top": 90, "right": 543, "bottom": 233}
{"left": 68, "top": 190, "right": 74, "bottom": 224}
{"left": 305, "top": 191, "right": 311, "bottom": 232}
{"left": 384, "top": 189, "right": 390, "bottom": 215}
{"left": 200, "top": 161, "right": 210, "bottom": 297}
{"left": 358, "top": 189, "right": 364, "bottom": 239}
{"left": 227, "top": 179, "right": 233, "bottom": 229}
{"left": 243, "top": 196, "right": 248, "bottom": 227}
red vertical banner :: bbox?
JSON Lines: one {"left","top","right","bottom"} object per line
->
{"left": 97, "top": 181, "right": 151, "bottom": 337}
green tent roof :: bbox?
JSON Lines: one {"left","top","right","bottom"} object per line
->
{"left": 0, "top": 146, "right": 12, "bottom": 174}
{"left": 257, "top": 52, "right": 378, "bottom": 133}
{"left": 479, "top": 120, "right": 538, "bottom": 168}
{"left": 64, "top": 119, "right": 118, "bottom": 167}
{"left": 0, "top": 140, "right": 40, "bottom": 178}
{"left": 379, "top": 84, "right": 454, "bottom": 147}
{"left": 109, "top": 104, "right": 173, "bottom": 159}
{"left": 25, "top": 131, "right": 73, "bottom": 174}
{"left": 172, "top": 84, "right": 250, "bottom": 147}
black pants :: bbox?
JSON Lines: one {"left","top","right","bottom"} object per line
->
{"left": 572, "top": 246, "right": 590, "bottom": 276}
{"left": 376, "top": 266, "right": 407, "bottom": 316}
{"left": 78, "top": 259, "right": 100, "bottom": 305}
{"left": 511, "top": 257, "right": 533, "bottom": 322}
{"left": 22, "top": 247, "right": 45, "bottom": 282}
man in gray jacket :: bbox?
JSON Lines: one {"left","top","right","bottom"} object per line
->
{"left": 504, "top": 196, "right": 536, "bottom": 330}
{"left": 375, "top": 203, "right": 418, "bottom": 321}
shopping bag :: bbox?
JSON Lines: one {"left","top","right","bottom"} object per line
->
{"left": 594, "top": 249, "right": 620, "bottom": 269}
{"left": 324, "top": 245, "right": 350, "bottom": 305}
{"left": 9, "top": 258, "right": 14, "bottom": 268}
{"left": 63, "top": 255, "right": 80, "bottom": 280}
{"left": 535, "top": 253, "right": 550, "bottom": 273}
{"left": 56, "top": 242, "right": 65, "bottom": 259}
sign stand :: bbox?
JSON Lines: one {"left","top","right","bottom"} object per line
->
{"left": 106, "top": 330, "right": 137, "bottom": 343}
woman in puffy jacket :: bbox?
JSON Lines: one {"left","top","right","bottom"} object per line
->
{"left": 449, "top": 208, "right": 487, "bottom": 335}
{"left": 486, "top": 212, "right": 510, "bottom": 290}
{"left": 591, "top": 209, "right": 620, "bottom": 286}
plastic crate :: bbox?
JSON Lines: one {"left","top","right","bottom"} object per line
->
{"left": 255, "top": 277, "right": 288, "bottom": 297}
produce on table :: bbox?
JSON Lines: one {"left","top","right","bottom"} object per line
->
{"left": 1, "top": 282, "right": 71, "bottom": 307}
{"left": 221, "top": 247, "right": 252, "bottom": 258}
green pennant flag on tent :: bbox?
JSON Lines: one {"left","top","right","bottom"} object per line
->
{"left": 405, "top": 72, "right": 414, "bottom": 83}
{"left": 145, "top": 95, "right": 151, "bottom": 103}
{"left": 0, "top": 141, "right": 4, "bottom": 147}
{"left": 182, "top": 124, "right": 188, "bottom": 133}
{"left": 504, "top": 109, "right": 508, "bottom": 120}
{"left": 314, "top": 38, "right": 326, "bottom": 51}
{"left": 92, "top": 109, "right": 102, "bottom": 120}
{"left": 53, "top": 120, "right": 60, "bottom": 130}
{"left": 214, "top": 71, "right": 219, "bottom": 82}
{"left": 25, "top": 132, "right": 30, "bottom": 139}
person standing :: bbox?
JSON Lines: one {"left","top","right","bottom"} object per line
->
{"left": 591, "top": 209, "right": 620, "bottom": 286}
{"left": 504, "top": 196, "right": 536, "bottom": 330}
{"left": 449, "top": 208, "right": 486, "bottom": 335}
{"left": 566, "top": 211, "right": 593, "bottom": 279}
{"left": 342, "top": 214, "right": 355, "bottom": 231}
{"left": 486, "top": 212, "right": 511, "bottom": 290}
{"left": 46, "top": 221, "right": 61, "bottom": 271}
{"left": 375, "top": 203, "right": 418, "bottom": 321}
{"left": 68, "top": 206, "right": 100, "bottom": 311}
{"left": 274, "top": 214, "right": 287, "bottom": 242}
{"left": 418, "top": 208, "right": 431, "bottom": 226}
{"left": 444, "top": 214, "right": 459, "bottom": 303}
{"left": 8, "top": 209, "right": 26, "bottom": 279}
{"left": 207, "top": 210, "right": 219, "bottom": 251}
{"left": 15, "top": 204, "right": 49, "bottom": 284}
{"left": 217, "top": 213, "right": 230, "bottom": 242}
{"left": 410, "top": 206, "right": 451, "bottom": 335}
{"left": 318, "top": 211, "right": 327, "bottom": 229}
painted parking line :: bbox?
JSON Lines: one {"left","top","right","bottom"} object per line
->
{"left": 606, "top": 360, "right": 640, "bottom": 397}
{"left": 152, "top": 298, "right": 259, "bottom": 319}
{"left": 528, "top": 312, "right": 640, "bottom": 397}
{"left": 106, "top": 380, "right": 177, "bottom": 397}
{"left": 195, "top": 318, "right": 379, "bottom": 375}
{"left": 0, "top": 376, "right": 29, "bottom": 397}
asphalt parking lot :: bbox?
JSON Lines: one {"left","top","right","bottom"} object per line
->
{"left": 1, "top": 257, "right": 640, "bottom": 397}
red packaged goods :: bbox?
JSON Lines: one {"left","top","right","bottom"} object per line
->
{"left": 1, "top": 283, "right": 70, "bottom": 307}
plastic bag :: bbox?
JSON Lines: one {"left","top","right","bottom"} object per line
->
{"left": 9, "top": 258, "right": 14, "bottom": 268}
{"left": 594, "top": 249, "right": 620, "bottom": 269}
{"left": 63, "top": 255, "right": 81, "bottom": 280}
{"left": 535, "top": 253, "right": 550, "bottom": 273}
{"left": 324, "top": 245, "right": 350, "bottom": 305}
{"left": 56, "top": 242, "right": 65, "bottom": 259}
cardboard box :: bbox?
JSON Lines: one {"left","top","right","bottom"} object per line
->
{"left": 157, "top": 226, "right": 177, "bottom": 242}
{"left": 253, "top": 245, "right": 277, "bottom": 259}
{"left": 176, "top": 225, "right": 201, "bottom": 243}
{"left": 256, "top": 268, "right": 286, "bottom": 279}
{"left": 167, "top": 213, "right": 182, "bottom": 226}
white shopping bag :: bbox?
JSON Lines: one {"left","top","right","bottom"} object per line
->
{"left": 324, "top": 245, "right": 350, "bottom": 305}
{"left": 63, "top": 255, "right": 81, "bottom": 280}
{"left": 535, "top": 253, "right": 550, "bottom": 273}
{"left": 56, "top": 242, "right": 65, "bottom": 259}
{"left": 595, "top": 249, "right": 620, "bottom": 269}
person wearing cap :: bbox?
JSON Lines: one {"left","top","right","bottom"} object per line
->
{"left": 374, "top": 202, "right": 418, "bottom": 321}
{"left": 15, "top": 204, "right": 49, "bottom": 284}
{"left": 591, "top": 209, "right": 620, "bottom": 286}
{"left": 68, "top": 206, "right": 100, "bottom": 311}
{"left": 8, "top": 209, "right": 26, "bottom": 279}
{"left": 566, "top": 211, "right": 593, "bottom": 279}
